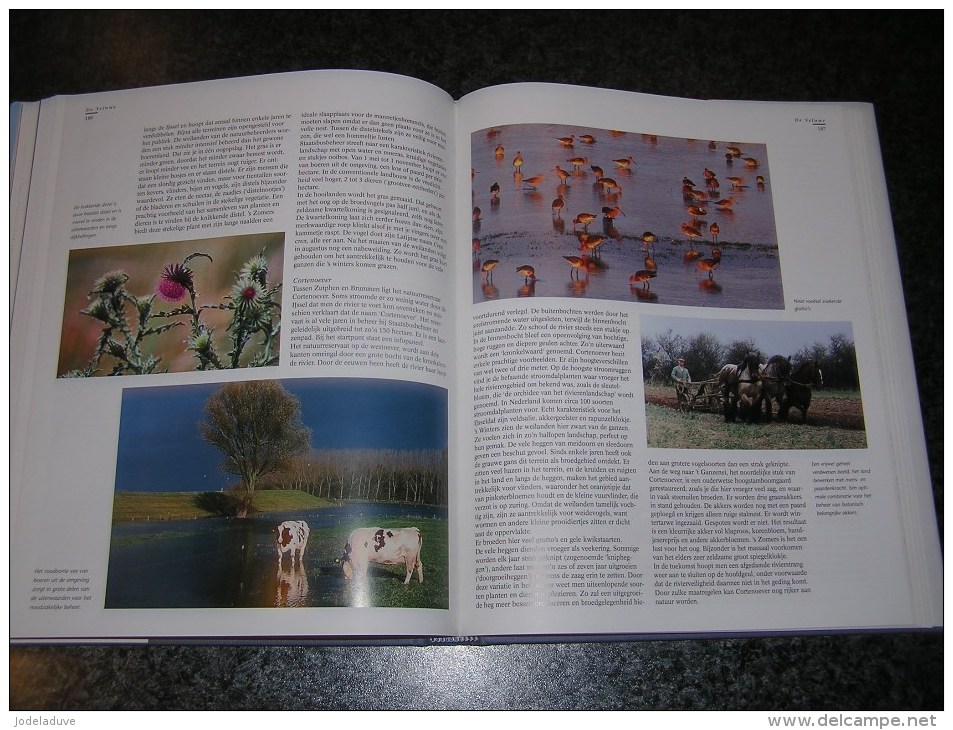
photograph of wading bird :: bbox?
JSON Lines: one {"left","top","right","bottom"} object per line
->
{"left": 563, "top": 255, "right": 588, "bottom": 279}
{"left": 516, "top": 265, "right": 536, "bottom": 284}
{"left": 597, "top": 177, "right": 622, "bottom": 195}
{"left": 573, "top": 212, "right": 597, "bottom": 229}
{"left": 680, "top": 222, "right": 703, "bottom": 244}
{"left": 579, "top": 233, "right": 607, "bottom": 258}
{"left": 469, "top": 123, "right": 779, "bottom": 307}
{"left": 521, "top": 173, "right": 545, "bottom": 189}
{"left": 629, "top": 254, "right": 658, "bottom": 289}
{"left": 697, "top": 248, "right": 722, "bottom": 278}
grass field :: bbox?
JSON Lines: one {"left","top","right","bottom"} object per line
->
{"left": 111, "top": 489, "right": 333, "bottom": 523}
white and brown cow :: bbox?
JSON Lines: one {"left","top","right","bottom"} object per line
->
{"left": 275, "top": 520, "right": 310, "bottom": 569}
{"left": 339, "top": 527, "right": 424, "bottom": 584}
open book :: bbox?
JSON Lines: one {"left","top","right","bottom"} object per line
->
{"left": 10, "top": 70, "right": 942, "bottom": 644}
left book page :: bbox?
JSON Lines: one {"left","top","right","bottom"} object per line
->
{"left": 10, "top": 70, "right": 460, "bottom": 642}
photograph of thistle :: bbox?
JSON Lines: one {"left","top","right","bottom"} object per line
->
{"left": 57, "top": 232, "right": 284, "bottom": 377}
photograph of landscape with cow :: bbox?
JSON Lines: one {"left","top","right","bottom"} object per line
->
{"left": 105, "top": 377, "right": 449, "bottom": 610}
{"left": 640, "top": 315, "right": 866, "bottom": 450}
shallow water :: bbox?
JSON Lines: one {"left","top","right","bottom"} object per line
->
{"left": 471, "top": 124, "right": 782, "bottom": 308}
{"left": 105, "top": 503, "right": 446, "bottom": 609}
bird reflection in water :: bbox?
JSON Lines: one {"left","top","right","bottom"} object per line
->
{"left": 566, "top": 277, "right": 589, "bottom": 296}
{"left": 603, "top": 222, "right": 622, "bottom": 240}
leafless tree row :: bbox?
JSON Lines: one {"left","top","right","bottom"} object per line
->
{"left": 642, "top": 330, "right": 859, "bottom": 390}
{"left": 262, "top": 448, "right": 449, "bottom": 507}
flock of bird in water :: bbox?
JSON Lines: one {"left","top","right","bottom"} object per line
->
{"left": 471, "top": 128, "right": 768, "bottom": 300}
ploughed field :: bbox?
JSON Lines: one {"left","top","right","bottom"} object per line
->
{"left": 643, "top": 384, "right": 864, "bottom": 430}
{"left": 642, "top": 384, "right": 867, "bottom": 451}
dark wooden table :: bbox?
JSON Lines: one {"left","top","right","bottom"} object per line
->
{"left": 10, "top": 10, "right": 942, "bottom": 710}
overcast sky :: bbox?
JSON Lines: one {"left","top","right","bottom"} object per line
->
{"left": 641, "top": 314, "right": 853, "bottom": 357}
{"left": 114, "top": 378, "right": 448, "bottom": 492}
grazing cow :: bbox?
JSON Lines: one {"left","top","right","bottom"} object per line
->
{"left": 338, "top": 527, "right": 424, "bottom": 584}
{"left": 275, "top": 520, "right": 309, "bottom": 569}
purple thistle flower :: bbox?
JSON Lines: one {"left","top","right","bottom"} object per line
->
{"left": 156, "top": 262, "right": 194, "bottom": 303}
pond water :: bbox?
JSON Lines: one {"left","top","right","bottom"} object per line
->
{"left": 471, "top": 124, "right": 783, "bottom": 308}
{"left": 105, "top": 503, "right": 446, "bottom": 609}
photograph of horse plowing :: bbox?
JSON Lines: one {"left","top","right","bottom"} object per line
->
{"left": 640, "top": 316, "right": 866, "bottom": 450}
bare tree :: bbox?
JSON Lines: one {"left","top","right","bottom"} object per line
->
{"left": 725, "top": 338, "right": 764, "bottom": 368}
{"left": 200, "top": 380, "right": 310, "bottom": 517}
{"left": 685, "top": 332, "right": 725, "bottom": 382}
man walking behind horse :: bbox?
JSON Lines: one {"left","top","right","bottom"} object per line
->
{"left": 672, "top": 357, "right": 692, "bottom": 410}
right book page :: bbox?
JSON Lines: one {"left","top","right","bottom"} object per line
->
{"left": 452, "top": 84, "right": 942, "bottom": 639}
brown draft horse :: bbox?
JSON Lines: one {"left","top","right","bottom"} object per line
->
{"left": 781, "top": 360, "right": 824, "bottom": 423}
{"left": 758, "top": 354, "right": 792, "bottom": 422}
{"left": 716, "top": 352, "right": 762, "bottom": 423}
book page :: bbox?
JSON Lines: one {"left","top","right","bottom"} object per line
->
{"left": 10, "top": 70, "right": 460, "bottom": 641}
{"left": 453, "top": 84, "right": 941, "bottom": 638}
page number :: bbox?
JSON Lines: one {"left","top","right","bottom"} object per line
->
{"left": 795, "top": 117, "right": 827, "bottom": 132}
{"left": 84, "top": 105, "right": 116, "bottom": 121}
